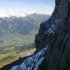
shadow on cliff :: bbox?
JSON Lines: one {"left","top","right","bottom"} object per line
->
{"left": 0, "top": 56, "right": 28, "bottom": 70}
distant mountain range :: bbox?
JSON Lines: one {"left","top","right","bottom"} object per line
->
{"left": 0, "top": 13, "right": 50, "bottom": 47}
{"left": 0, "top": 13, "right": 50, "bottom": 36}
{"left": 0, "top": 12, "right": 50, "bottom": 68}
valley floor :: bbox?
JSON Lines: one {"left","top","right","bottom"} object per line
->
{"left": 0, "top": 48, "right": 35, "bottom": 68}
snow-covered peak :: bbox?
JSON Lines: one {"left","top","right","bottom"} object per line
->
{"left": 0, "top": 11, "right": 50, "bottom": 18}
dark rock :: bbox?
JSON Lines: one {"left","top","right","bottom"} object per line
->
{"left": 35, "top": 0, "right": 70, "bottom": 70}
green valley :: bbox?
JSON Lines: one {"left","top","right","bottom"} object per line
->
{"left": 0, "top": 13, "right": 50, "bottom": 68}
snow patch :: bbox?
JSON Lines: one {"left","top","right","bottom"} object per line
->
{"left": 47, "top": 28, "right": 54, "bottom": 34}
{"left": 51, "top": 24, "right": 56, "bottom": 30}
{"left": 10, "top": 46, "right": 48, "bottom": 70}
{"left": 44, "top": 18, "right": 59, "bottom": 35}
{"left": 10, "top": 66, "right": 18, "bottom": 70}
{"left": 55, "top": 19, "right": 59, "bottom": 25}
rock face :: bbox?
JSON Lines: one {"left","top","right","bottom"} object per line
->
{"left": 35, "top": 0, "right": 70, "bottom": 70}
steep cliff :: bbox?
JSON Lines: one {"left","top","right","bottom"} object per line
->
{"left": 36, "top": 0, "right": 70, "bottom": 70}
{"left": 10, "top": 0, "right": 70, "bottom": 70}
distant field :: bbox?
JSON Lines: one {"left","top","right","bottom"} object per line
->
{"left": 0, "top": 29, "right": 36, "bottom": 68}
{"left": 0, "top": 46, "right": 35, "bottom": 68}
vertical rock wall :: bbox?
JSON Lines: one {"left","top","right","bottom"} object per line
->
{"left": 36, "top": 0, "right": 70, "bottom": 70}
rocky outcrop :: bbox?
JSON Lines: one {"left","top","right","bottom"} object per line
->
{"left": 35, "top": 0, "right": 70, "bottom": 51}
{"left": 35, "top": 0, "right": 70, "bottom": 70}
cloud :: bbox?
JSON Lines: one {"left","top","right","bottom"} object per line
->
{"left": 35, "top": 4, "right": 54, "bottom": 15}
{"left": 0, "top": 0, "right": 12, "bottom": 3}
{"left": 36, "top": 5, "right": 53, "bottom": 9}
{"left": 15, "top": 2, "right": 25, "bottom": 6}
{"left": 0, "top": 0, "right": 13, "bottom": 5}
{"left": 0, "top": 11, "right": 51, "bottom": 18}
{"left": 0, "top": 0, "right": 25, "bottom": 6}
{"left": 0, "top": 11, "right": 26, "bottom": 17}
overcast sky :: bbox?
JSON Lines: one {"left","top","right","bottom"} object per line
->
{"left": 0, "top": 0, "right": 55, "bottom": 14}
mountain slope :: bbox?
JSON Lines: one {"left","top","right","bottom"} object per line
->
{"left": 0, "top": 13, "right": 50, "bottom": 35}
{"left": 0, "top": 13, "right": 50, "bottom": 47}
{"left": 36, "top": 0, "right": 70, "bottom": 70}
{"left": 10, "top": 0, "right": 70, "bottom": 70}
{"left": 0, "top": 13, "right": 50, "bottom": 68}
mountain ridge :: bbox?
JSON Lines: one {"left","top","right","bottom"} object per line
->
{"left": 0, "top": 13, "right": 50, "bottom": 35}
{"left": 0, "top": 13, "right": 50, "bottom": 47}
